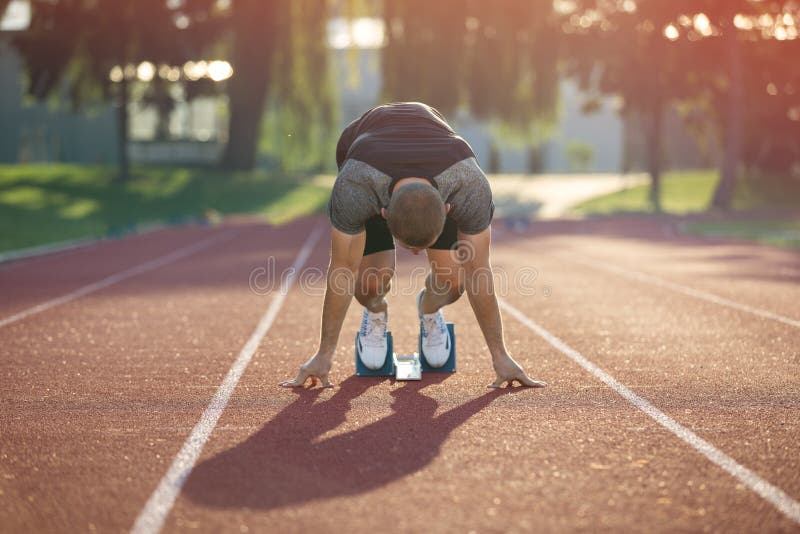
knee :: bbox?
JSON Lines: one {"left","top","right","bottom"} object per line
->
{"left": 427, "top": 274, "right": 464, "bottom": 304}
{"left": 444, "top": 284, "right": 465, "bottom": 304}
{"left": 355, "top": 268, "right": 393, "bottom": 303}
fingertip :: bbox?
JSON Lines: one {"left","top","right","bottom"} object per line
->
{"left": 525, "top": 380, "right": 547, "bottom": 388}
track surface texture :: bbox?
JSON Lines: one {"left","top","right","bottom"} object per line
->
{"left": 1, "top": 215, "right": 798, "bottom": 533}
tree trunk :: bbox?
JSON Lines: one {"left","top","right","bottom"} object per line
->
{"left": 221, "top": 0, "right": 280, "bottom": 171}
{"left": 711, "top": 26, "right": 743, "bottom": 211}
{"left": 645, "top": 99, "right": 664, "bottom": 212}
{"left": 116, "top": 75, "right": 130, "bottom": 181}
{"left": 620, "top": 108, "right": 633, "bottom": 175}
{"left": 153, "top": 77, "right": 173, "bottom": 142}
{"left": 527, "top": 144, "right": 544, "bottom": 174}
{"left": 488, "top": 142, "right": 501, "bottom": 173}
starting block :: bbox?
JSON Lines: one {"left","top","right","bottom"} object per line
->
{"left": 419, "top": 323, "right": 457, "bottom": 373}
{"left": 355, "top": 323, "right": 457, "bottom": 380}
{"left": 355, "top": 331, "right": 395, "bottom": 377}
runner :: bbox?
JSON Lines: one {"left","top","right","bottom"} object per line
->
{"left": 280, "top": 102, "right": 546, "bottom": 388}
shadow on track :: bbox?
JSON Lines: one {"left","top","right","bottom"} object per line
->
{"left": 183, "top": 375, "right": 522, "bottom": 510}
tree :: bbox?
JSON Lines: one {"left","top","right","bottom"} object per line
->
{"left": 567, "top": 140, "right": 595, "bottom": 172}
{"left": 221, "top": 0, "right": 335, "bottom": 171}
{"left": 259, "top": 0, "right": 338, "bottom": 172}
{"left": 13, "top": 0, "right": 221, "bottom": 179}
{"left": 562, "top": 0, "right": 800, "bottom": 211}
{"left": 560, "top": 1, "right": 698, "bottom": 211}
{"left": 381, "top": 0, "right": 469, "bottom": 116}
{"left": 381, "top": 0, "right": 561, "bottom": 161}
{"left": 219, "top": 0, "right": 282, "bottom": 170}
{"left": 739, "top": 38, "right": 800, "bottom": 176}
{"left": 708, "top": 2, "right": 800, "bottom": 208}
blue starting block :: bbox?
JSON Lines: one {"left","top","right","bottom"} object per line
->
{"left": 355, "top": 323, "right": 457, "bottom": 379}
{"left": 355, "top": 331, "right": 395, "bottom": 376}
{"left": 419, "top": 322, "right": 457, "bottom": 373}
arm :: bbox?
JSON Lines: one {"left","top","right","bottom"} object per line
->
{"left": 458, "top": 227, "right": 546, "bottom": 388}
{"left": 279, "top": 227, "right": 365, "bottom": 388}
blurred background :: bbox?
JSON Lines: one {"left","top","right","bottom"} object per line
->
{"left": 0, "top": 0, "right": 798, "bottom": 255}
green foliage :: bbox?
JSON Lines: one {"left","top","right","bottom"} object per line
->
{"left": 259, "top": 0, "right": 339, "bottom": 173}
{"left": 574, "top": 171, "right": 719, "bottom": 215}
{"left": 12, "top": 0, "right": 339, "bottom": 173}
{"left": 380, "top": 0, "right": 560, "bottom": 144}
{"left": 733, "top": 169, "right": 800, "bottom": 209}
{"left": 11, "top": 0, "right": 800, "bottom": 187}
{"left": 12, "top": 0, "right": 227, "bottom": 179}
{"left": 561, "top": 0, "right": 800, "bottom": 209}
{"left": 14, "top": 0, "right": 223, "bottom": 108}
{"left": 573, "top": 170, "right": 800, "bottom": 215}
{"left": 566, "top": 140, "right": 595, "bottom": 172}
{"left": 0, "top": 164, "right": 330, "bottom": 252}
{"left": 684, "top": 220, "right": 800, "bottom": 249}
{"left": 221, "top": 0, "right": 338, "bottom": 171}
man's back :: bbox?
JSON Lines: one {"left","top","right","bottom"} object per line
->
{"left": 336, "top": 102, "right": 475, "bottom": 180}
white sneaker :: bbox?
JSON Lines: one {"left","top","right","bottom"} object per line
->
{"left": 357, "top": 308, "right": 388, "bottom": 369}
{"left": 417, "top": 290, "right": 451, "bottom": 367}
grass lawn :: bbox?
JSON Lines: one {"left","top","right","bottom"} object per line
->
{"left": 572, "top": 170, "right": 800, "bottom": 215}
{"left": 683, "top": 220, "right": 800, "bottom": 249}
{"left": 573, "top": 170, "right": 715, "bottom": 214}
{"left": 0, "top": 164, "right": 331, "bottom": 253}
{"left": 573, "top": 170, "right": 800, "bottom": 250}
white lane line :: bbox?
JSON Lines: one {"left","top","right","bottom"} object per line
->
{"left": 0, "top": 223, "right": 173, "bottom": 268}
{"left": 564, "top": 253, "right": 800, "bottom": 329}
{"left": 0, "top": 222, "right": 172, "bottom": 269}
{"left": 130, "top": 225, "right": 324, "bottom": 534}
{"left": 0, "top": 235, "right": 100, "bottom": 266}
{"left": 498, "top": 297, "right": 800, "bottom": 525}
{"left": 0, "top": 230, "right": 238, "bottom": 330}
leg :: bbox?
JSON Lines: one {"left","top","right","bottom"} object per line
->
{"left": 414, "top": 219, "right": 461, "bottom": 368}
{"left": 420, "top": 248, "right": 465, "bottom": 313}
{"left": 416, "top": 247, "right": 461, "bottom": 368}
{"left": 419, "top": 216, "right": 464, "bottom": 313}
{"left": 354, "top": 224, "right": 395, "bottom": 371}
{"left": 354, "top": 249, "right": 395, "bottom": 313}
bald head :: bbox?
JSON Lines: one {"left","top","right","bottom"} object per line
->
{"left": 386, "top": 182, "right": 446, "bottom": 248}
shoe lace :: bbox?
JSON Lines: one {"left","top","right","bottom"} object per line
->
{"left": 421, "top": 313, "right": 446, "bottom": 346}
{"left": 359, "top": 312, "right": 387, "bottom": 347}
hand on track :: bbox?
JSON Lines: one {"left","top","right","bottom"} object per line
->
{"left": 488, "top": 354, "right": 547, "bottom": 388}
{"left": 279, "top": 354, "right": 333, "bottom": 388}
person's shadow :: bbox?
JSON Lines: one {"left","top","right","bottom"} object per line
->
{"left": 183, "top": 375, "right": 520, "bottom": 510}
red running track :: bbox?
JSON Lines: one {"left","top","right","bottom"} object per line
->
{"left": 1, "top": 215, "right": 799, "bottom": 533}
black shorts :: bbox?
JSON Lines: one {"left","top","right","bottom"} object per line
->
{"left": 363, "top": 215, "right": 458, "bottom": 256}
